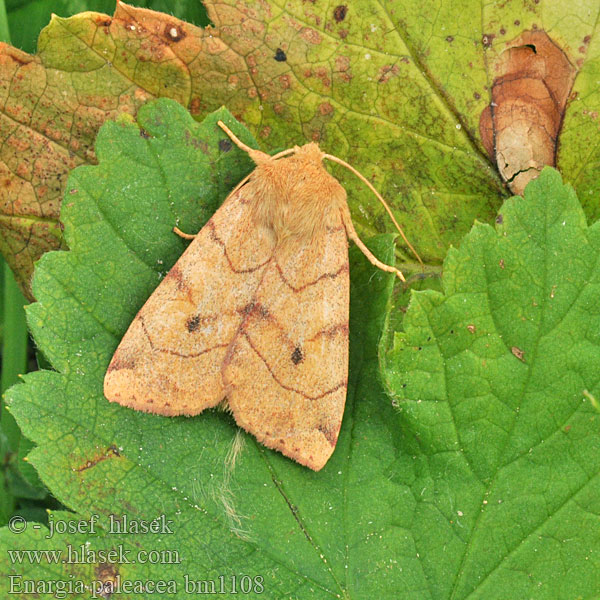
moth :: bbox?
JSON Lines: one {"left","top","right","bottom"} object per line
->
{"left": 104, "top": 121, "right": 420, "bottom": 471}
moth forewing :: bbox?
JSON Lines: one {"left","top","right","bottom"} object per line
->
{"left": 103, "top": 183, "right": 275, "bottom": 416}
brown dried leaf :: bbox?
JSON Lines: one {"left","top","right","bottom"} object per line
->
{"left": 479, "top": 31, "right": 576, "bottom": 195}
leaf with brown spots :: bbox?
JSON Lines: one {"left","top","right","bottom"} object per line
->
{"left": 7, "top": 1, "right": 600, "bottom": 296}
{"left": 0, "top": 0, "right": 501, "bottom": 297}
{"left": 461, "top": 4, "right": 600, "bottom": 205}
{"left": 0, "top": 3, "right": 215, "bottom": 298}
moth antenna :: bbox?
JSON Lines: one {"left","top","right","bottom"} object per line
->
{"left": 217, "top": 120, "right": 271, "bottom": 164}
{"left": 322, "top": 153, "right": 424, "bottom": 268}
{"left": 176, "top": 123, "right": 293, "bottom": 240}
{"left": 270, "top": 148, "right": 297, "bottom": 160}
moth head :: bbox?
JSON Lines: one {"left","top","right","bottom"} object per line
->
{"left": 291, "top": 142, "right": 325, "bottom": 165}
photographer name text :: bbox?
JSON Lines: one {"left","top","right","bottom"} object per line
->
{"left": 45, "top": 513, "right": 174, "bottom": 539}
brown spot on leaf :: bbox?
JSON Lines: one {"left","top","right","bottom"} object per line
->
{"left": 318, "top": 102, "right": 334, "bottom": 115}
{"left": 511, "top": 346, "right": 525, "bottom": 362}
{"left": 479, "top": 31, "right": 576, "bottom": 194}
{"left": 95, "top": 563, "right": 119, "bottom": 599}
{"left": 164, "top": 24, "right": 186, "bottom": 42}
{"left": 76, "top": 445, "right": 121, "bottom": 472}
{"left": 467, "top": 325, "right": 476, "bottom": 333}
{"left": 219, "top": 138, "right": 232, "bottom": 152}
{"left": 189, "top": 97, "right": 202, "bottom": 114}
{"left": 446, "top": 36, "right": 454, "bottom": 43}
{"left": 279, "top": 74, "right": 291, "bottom": 89}
{"left": 333, "top": 5, "right": 348, "bottom": 22}
{"left": 499, "top": 258, "right": 505, "bottom": 269}
{"left": 314, "top": 66, "right": 331, "bottom": 87}
{"left": 301, "top": 27, "right": 322, "bottom": 45}
{"left": 94, "top": 16, "right": 112, "bottom": 27}
{"left": 378, "top": 64, "right": 399, "bottom": 83}
{"left": 482, "top": 34, "right": 495, "bottom": 48}
{"left": 332, "top": 53, "right": 348, "bottom": 71}
{"left": 334, "top": 55, "right": 352, "bottom": 82}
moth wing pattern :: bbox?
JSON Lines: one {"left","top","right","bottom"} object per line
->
{"left": 104, "top": 186, "right": 274, "bottom": 415}
{"left": 223, "top": 216, "right": 350, "bottom": 471}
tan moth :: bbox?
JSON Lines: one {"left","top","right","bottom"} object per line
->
{"left": 104, "top": 121, "right": 420, "bottom": 471}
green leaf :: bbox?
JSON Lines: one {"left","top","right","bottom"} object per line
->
{"left": 382, "top": 168, "right": 600, "bottom": 598}
{"left": 1, "top": 98, "right": 415, "bottom": 598}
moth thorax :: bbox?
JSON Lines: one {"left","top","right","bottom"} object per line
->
{"left": 251, "top": 150, "right": 347, "bottom": 242}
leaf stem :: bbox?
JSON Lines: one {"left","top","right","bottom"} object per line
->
{"left": 1, "top": 259, "right": 27, "bottom": 451}
{"left": 0, "top": 0, "right": 10, "bottom": 45}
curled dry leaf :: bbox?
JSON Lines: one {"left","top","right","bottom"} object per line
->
{"left": 479, "top": 31, "right": 576, "bottom": 195}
